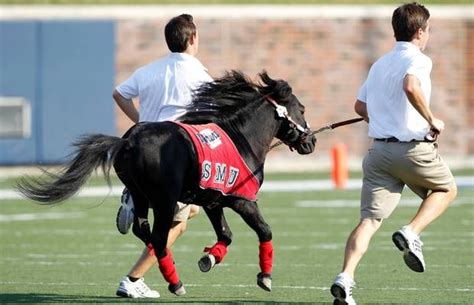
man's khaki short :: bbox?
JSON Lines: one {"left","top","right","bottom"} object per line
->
{"left": 173, "top": 202, "right": 193, "bottom": 222}
{"left": 361, "top": 141, "right": 455, "bottom": 219}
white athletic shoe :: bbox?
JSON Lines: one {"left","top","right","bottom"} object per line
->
{"left": 116, "top": 188, "right": 134, "bottom": 234}
{"left": 331, "top": 272, "right": 356, "bottom": 305}
{"left": 116, "top": 277, "right": 160, "bottom": 298}
{"left": 392, "top": 226, "right": 425, "bottom": 272}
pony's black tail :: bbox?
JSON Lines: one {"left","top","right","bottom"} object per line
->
{"left": 16, "top": 134, "right": 126, "bottom": 204}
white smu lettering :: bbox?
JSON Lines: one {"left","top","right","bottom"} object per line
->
{"left": 226, "top": 167, "right": 239, "bottom": 187}
{"left": 201, "top": 160, "right": 211, "bottom": 181}
{"left": 200, "top": 161, "right": 241, "bottom": 189}
{"left": 214, "top": 163, "right": 226, "bottom": 184}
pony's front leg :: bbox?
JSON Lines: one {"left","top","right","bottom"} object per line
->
{"left": 149, "top": 204, "right": 186, "bottom": 296}
{"left": 230, "top": 200, "right": 273, "bottom": 292}
{"left": 198, "top": 206, "right": 233, "bottom": 272}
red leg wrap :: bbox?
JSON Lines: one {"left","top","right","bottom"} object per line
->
{"left": 204, "top": 241, "right": 228, "bottom": 264}
{"left": 146, "top": 243, "right": 155, "bottom": 256}
{"left": 157, "top": 248, "right": 179, "bottom": 285}
{"left": 259, "top": 241, "right": 273, "bottom": 274}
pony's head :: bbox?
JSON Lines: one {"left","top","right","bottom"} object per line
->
{"left": 257, "top": 71, "right": 316, "bottom": 155}
{"left": 181, "top": 70, "right": 316, "bottom": 155}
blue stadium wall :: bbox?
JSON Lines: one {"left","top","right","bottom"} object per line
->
{"left": 0, "top": 21, "right": 115, "bottom": 165}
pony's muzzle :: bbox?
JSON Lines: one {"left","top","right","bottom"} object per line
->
{"left": 295, "top": 134, "right": 317, "bottom": 154}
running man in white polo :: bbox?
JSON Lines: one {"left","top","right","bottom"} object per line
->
{"left": 113, "top": 14, "right": 213, "bottom": 299}
{"left": 330, "top": 3, "right": 457, "bottom": 305}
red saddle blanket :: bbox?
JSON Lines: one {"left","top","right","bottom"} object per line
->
{"left": 173, "top": 121, "right": 260, "bottom": 201}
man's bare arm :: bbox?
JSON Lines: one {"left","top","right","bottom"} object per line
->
{"left": 403, "top": 74, "right": 444, "bottom": 133}
{"left": 354, "top": 99, "right": 369, "bottom": 122}
{"left": 113, "top": 89, "right": 139, "bottom": 124}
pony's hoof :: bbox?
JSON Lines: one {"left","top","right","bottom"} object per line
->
{"left": 257, "top": 272, "right": 272, "bottom": 292}
{"left": 168, "top": 281, "right": 186, "bottom": 296}
{"left": 198, "top": 254, "right": 216, "bottom": 272}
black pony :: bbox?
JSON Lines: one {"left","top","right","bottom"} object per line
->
{"left": 17, "top": 71, "right": 316, "bottom": 295}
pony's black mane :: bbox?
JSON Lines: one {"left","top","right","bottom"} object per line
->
{"left": 179, "top": 70, "right": 292, "bottom": 127}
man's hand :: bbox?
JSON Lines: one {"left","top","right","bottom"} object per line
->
{"left": 425, "top": 118, "right": 444, "bottom": 141}
{"left": 430, "top": 118, "right": 445, "bottom": 134}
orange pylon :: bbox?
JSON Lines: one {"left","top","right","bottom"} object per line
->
{"left": 331, "top": 143, "right": 348, "bottom": 189}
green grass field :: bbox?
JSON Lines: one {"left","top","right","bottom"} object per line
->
{"left": 0, "top": 175, "right": 473, "bottom": 304}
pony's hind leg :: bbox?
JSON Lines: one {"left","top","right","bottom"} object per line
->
{"left": 124, "top": 123, "right": 190, "bottom": 296}
{"left": 230, "top": 199, "right": 273, "bottom": 292}
{"left": 121, "top": 177, "right": 186, "bottom": 295}
{"left": 147, "top": 192, "right": 186, "bottom": 296}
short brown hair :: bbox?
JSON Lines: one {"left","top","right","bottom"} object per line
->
{"left": 392, "top": 2, "right": 430, "bottom": 42}
{"left": 164, "top": 14, "right": 197, "bottom": 52}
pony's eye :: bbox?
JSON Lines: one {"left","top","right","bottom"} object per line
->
{"left": 299, "top": 105, "right": 305, "bottom": 115}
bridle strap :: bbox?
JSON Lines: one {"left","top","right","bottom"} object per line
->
{"left": 264, "top": 95, "right": 310, "bottom": 134}
{"left": 268, "top": 117, "right": 364, "bottom": 151}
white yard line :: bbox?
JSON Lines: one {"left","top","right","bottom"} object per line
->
{"left": 295, "top": 196, "right": 473, "bottom": 207}
{"left": 1, "top": 177, "right": 473, "bottom": 201}
{"left": 0, "top": 212, "right": 85, "bottom": 222}
{"left": 1, "top": 256, "right": 471, "bottom": 270}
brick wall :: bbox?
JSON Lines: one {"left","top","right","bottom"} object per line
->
{"left": 114, "top": 9, "right": 473, "bottom": 168}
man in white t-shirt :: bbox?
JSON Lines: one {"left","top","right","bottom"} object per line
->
{"left": 330, "top": 3, "right": 457, "bottom": 304}
{"left": 113, "top": 14, "right": 213, "bottom": 299}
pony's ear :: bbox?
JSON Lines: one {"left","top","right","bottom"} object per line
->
{"left": 259, "top": 70, "right": 276, "bottom": 88}
{"left": 259, "top": 71, "right": 292, "bottom": 99}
